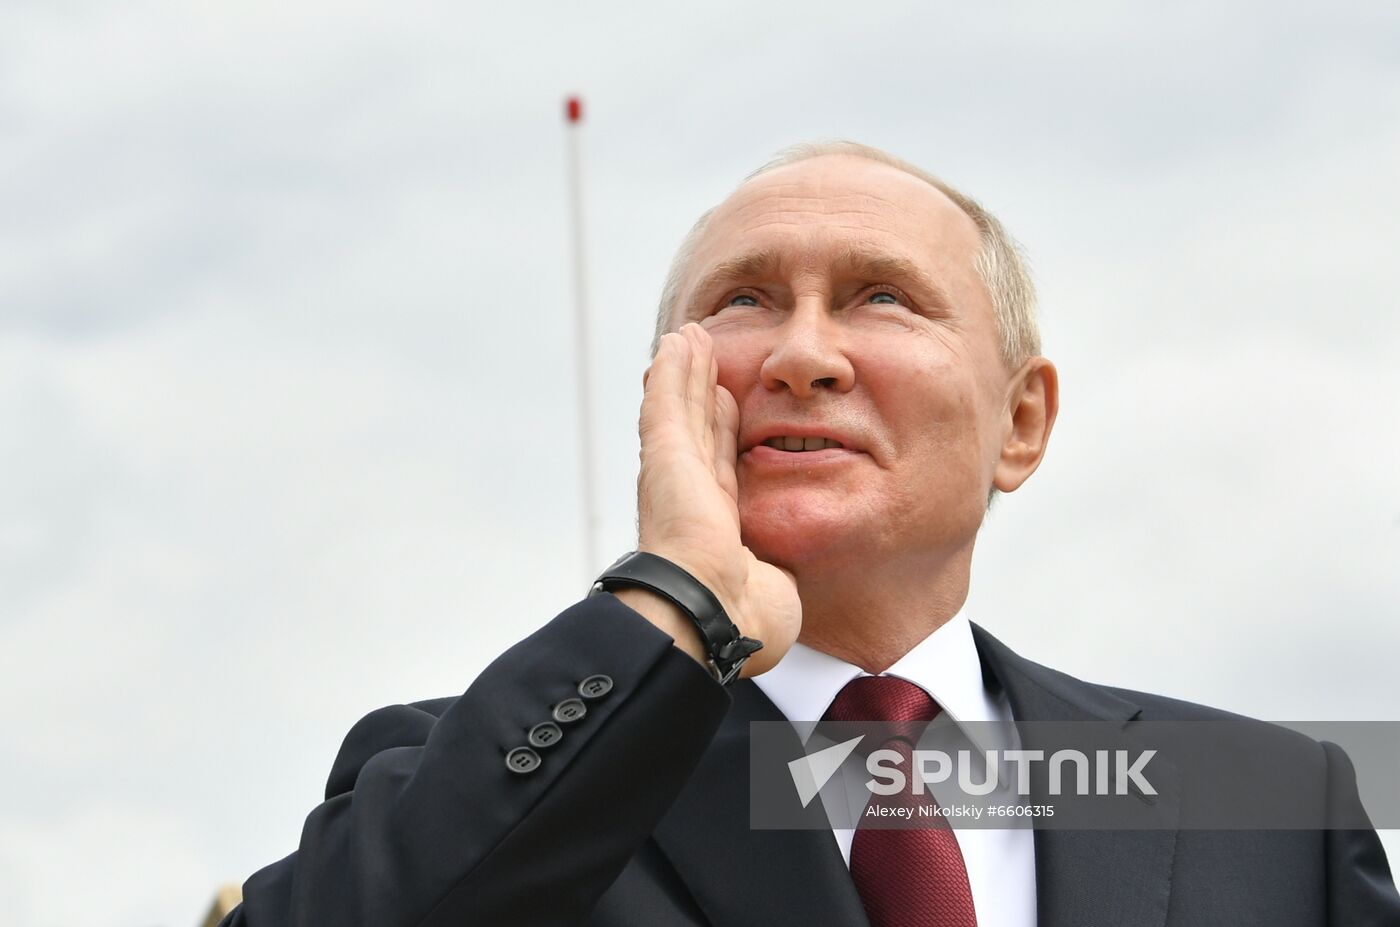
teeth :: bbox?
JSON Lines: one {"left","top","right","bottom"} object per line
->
{"left": 762, "top": 436, "right": 845, "bottom": 452}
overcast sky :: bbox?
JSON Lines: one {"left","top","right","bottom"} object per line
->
{"left": 2, "top": 2, "right": 1398, "bottom": 925}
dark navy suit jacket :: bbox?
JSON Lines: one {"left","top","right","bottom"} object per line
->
{"left": 221, "top": 594, "right": 1400, "bottom": 926}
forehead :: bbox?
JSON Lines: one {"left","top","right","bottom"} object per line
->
{"left": 685, "top": 155, "right": 983, "bottom": 291}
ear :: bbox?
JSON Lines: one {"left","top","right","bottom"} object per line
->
{"left": 993, "top": 356, "right": 1059, "bottom": 493}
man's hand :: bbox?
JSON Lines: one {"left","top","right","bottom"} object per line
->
{"left": 622, "top": 323, "right": 801, "bottom": 677}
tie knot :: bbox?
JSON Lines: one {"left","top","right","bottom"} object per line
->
{"left": 821, "top": 676, "right": 941, "bottom": 745}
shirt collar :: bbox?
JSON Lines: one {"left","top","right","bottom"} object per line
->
{"left": 752, "top": 610, "right": 1007, "bottom": 750}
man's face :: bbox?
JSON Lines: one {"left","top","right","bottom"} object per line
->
{"left": 672, "top": 155, "right": 1016, "bottom": 573}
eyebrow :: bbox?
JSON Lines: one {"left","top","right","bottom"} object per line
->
{"left": 694, "top": 248, "right": 787, "bottom": 292}
{"left": 686, "top": 245, "right": 955, "bottom": 314}
{"left": 836, "top": 248, "right": 955, "bottom": 309}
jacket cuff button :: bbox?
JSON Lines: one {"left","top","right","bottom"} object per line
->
{"left": 528, "top": 721, "right": 563, "bottom": 749}
{"left": 505, "top": 746, "right": 542, "bottom": 775}
{"left": 578, "top": 674, "right": 614, "bottom": 699}
{"left": 552, "top": 698, "right": 587, "bottom": 724}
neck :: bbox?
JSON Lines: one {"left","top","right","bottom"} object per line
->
{"left": 792, "top": 541, "right": 974, "bottom": 674}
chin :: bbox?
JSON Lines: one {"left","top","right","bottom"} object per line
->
{"left": 737, "top": 494, "right": 860, "bottom": 570}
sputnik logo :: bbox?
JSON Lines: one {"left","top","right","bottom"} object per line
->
{"left": 786, "top": 736, "right": 1159, "bottom": 804}
{"left": 787, "top": 736, "right": 865, "bottom": 807}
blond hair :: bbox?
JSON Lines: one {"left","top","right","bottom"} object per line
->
{"left": 653, "top": 140, "right": 1039, "bottom": 369}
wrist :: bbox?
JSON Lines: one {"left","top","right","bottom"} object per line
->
{"left": 591, "top": 551, "right": 763, "bottom": 685}
{"left": 611, "top": 588, "right": 708, "bottom": 665}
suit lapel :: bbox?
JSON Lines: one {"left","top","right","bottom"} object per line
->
{"left": 654, "top": 680, "right": 870, "bottom": 927}
{"left": 971, "top": 624, "right": 1180, "bottom": 927}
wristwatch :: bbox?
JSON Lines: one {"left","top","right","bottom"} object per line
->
{"left": 590, "top": 551, "right": 763, "bottom": 685}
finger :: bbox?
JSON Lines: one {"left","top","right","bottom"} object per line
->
{"left": 713, "top": 383, "right": 740, "bottom": 497}
{"left": 702, "top": 353, "right": 721, "bottom": 462}
{"left": 713, "top": 383, "right": 739, "bottom": 459}
{"left": 683, "top": 324, "right": 712, "bottom": 448}
{"left": 699, "top": 339, "right": 720, "bottom": 462}
{"left": 643, "top": 331, "right": 685, "bottom": 396}
{"left": 640, "top": 331, "right": 690, "bottom": 439}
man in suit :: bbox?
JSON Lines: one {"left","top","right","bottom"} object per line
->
{"left": 222, "top": 142, "right": 1400, "bottom": 926}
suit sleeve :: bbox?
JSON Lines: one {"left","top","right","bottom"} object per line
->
{"left": 220, "top": 592, "right": 731, "bottom": 927}
{"left": 1321, "top": 740, "right": 1400, "bottom": 925}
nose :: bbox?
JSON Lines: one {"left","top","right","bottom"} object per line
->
{"left": 758, "top": 300, "right": 855, "bottom": 397}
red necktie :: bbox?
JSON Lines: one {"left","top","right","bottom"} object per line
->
{"left": 823, "top": 676, "right": 978, "bottom": 927}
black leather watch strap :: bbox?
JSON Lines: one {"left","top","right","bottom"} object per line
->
{"left": 590, "top": 551, "right": 763, "bottom": 685}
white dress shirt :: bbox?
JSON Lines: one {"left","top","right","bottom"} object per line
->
{"left": 752, "top": 610, "right": 1037, "bottom": 927}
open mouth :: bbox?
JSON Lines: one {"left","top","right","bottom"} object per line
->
{"left": 760, "top": 436, "right": 845, "bottom": 452}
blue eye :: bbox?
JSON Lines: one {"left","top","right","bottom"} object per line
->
{"left": 868, "top": 291, "right": 899, "bottom": 305}
{"left": 726, "top": 294, "right": 759, "bottom": 307}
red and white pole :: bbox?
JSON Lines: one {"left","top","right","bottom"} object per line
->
{"left": 564, "top": 96, "right": 599, "bottom": 579}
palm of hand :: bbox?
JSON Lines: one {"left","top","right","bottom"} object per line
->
{"left": 637, "top": 324, "right": 801, "bottom": 677}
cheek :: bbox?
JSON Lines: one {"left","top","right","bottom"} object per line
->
{"left": 709, "top": 335, "right": 765, "bottom": 396}
{"left": 878, "top": 363, "right": 987, "bottom": 474}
